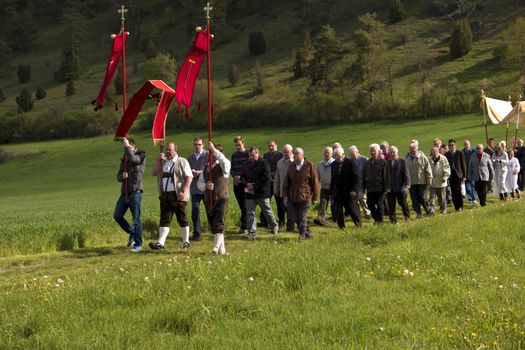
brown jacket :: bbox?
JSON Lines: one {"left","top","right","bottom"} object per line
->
{"left": 282, "top": 159, "right": 320, "bottom": 204}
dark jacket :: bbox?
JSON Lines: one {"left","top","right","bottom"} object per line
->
{"left": 444, "top": 150, "right": 467, "bottom": 179}
{"left": 117, "top": 147, "right": 146, "bottom": 194}
{"left": 241, "top": 158, "right": 271, "bottom": 199}
{"left": 282, "top": 159, "right": 320, "bottom": 204}
{"left": 263, "top": 150, "right": 283, "bottom": 179}
{"left": 515, "top": 146, "right": 525, "bottom": 169}
{"left": 362, "top": 157, "right": 390, "bottom": 193}
{"left": 330, "top": 158, "right": 360, "bottom": 200}
{"left": 187, "top": 151, "right": 209, "bottom": 195}
{"left": 387, "top": 158, "right": 410, "bottom": 192}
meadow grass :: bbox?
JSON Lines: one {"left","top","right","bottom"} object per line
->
{"left": 0, "top": 114, "right": 524, "bottom": 348}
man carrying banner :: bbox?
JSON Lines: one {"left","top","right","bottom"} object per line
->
{"left": 113, "top": 137, "right": 146, "bottom": 252}
{"left": 149, "top": 142, "right": 193, "bottom": 250}
{"left": 197, "top": 142, "right": 230, "bottom": 255}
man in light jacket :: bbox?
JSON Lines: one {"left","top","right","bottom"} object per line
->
{"left": 406, "top": 141, "right": 433, "bottom": 219}
{"left": 274, "top": 144, "right": 295, "bottom": 231}
{"left": 429, "top": 147, "right": 451, "bottom": 215}
{"left": 468, "top": 144, "right": 494, "bottom": 207}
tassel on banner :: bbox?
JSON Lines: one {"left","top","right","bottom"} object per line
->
{"left": 198, "top": 101, "right": 202, "bottom": 111}
{"left": 176, "top": 104, "right": 181, "bottom": 113}
{"left": 115, "top": 102, "right": 119, "bottom": 111}
{"left": 185, "top": 108, "right": 190, "bottom": 119}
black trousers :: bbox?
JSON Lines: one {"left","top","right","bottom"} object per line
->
{"left": 387, "top": 191, "right": 410, "bottom": 223}
{"left": 449, "top": 172, "right": 463, "bottom": 210}
{"left": 334, "top": 195, "right": 361, "bottom": 228}
{"left": 475, "top": 180, "right": 488, "bottom": 206}
{"left": 233, "top": 183, "right": 247, "bottom": 230}
{"left": 367, "top": 191, "right": 385, "bottom": 224}
{"left": 409, "top": 184, "right": 429, "bottom": 216}
{"left": 518, "top": 169, "right": 525, "bottom": 191}
{"left": 205, "top": 198, "right": 228, "bottom": 234}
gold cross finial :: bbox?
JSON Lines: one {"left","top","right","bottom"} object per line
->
{"left": 118, "top": 5, "right": 128, "bottom": 21}
{"left": 204, "top": 2, "right": 212, "bottom": 19}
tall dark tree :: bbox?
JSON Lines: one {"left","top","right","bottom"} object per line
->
{"left": 293, "top": 30, "right": 313, "bottom": 79}
{"left": 17, "top": 63, "right": 31, "bottom": 84}
{"left": 248, "top": 31, "right": 267, "bottom": 55}
{"left": 299, "top": 0, "right": 330, "bottom": 34}
{"left": 254, "top": 59, "right": 264, "bottom": 94}
{"left": 66, "top": 80, "right": 76, "bottom": 97}
{"left": 228, "top": 63, "right": 241, "bottom": 86}
{"left": 54, "top": 46, "right": 80, "bottom": 82}
{"left": 389, "top": 0, "right": 405, "bottom": 23}
{"left": 0, "top": 88, "right": 5, "bottom": 103}
{"left": 16, "top": 87, "right": 33, "bottom": 112}
{"left": 449, "top": 18, "right": 473, "bottom": 58}
{"left": 308, "top": 25, "right": 345, "bottom": 89}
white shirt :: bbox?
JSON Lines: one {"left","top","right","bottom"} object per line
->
{"left": 194, "top": 150, "right": 204, "bottom": 162}
{"left": 197, "top": 150, "right": 231, "bottom": 192}
{"left": 295, "top": 159, "right": 305, "bottom": 171}
{"left": 162, "top": 155, "right": 193, "bottom": 192}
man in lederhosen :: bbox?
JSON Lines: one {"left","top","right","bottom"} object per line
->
{"left": 149, "top": 142, "right": 193, "bottom": 250}
{"left": 197, "top": 142, "right": 231, "bottom": 255}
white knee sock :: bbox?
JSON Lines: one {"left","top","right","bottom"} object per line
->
{"left": 212, "top": 233, "right": 220, "bottom": 253}
{"left": 158, "top": 227, "right": 170, "bottom": 246}
{"left": 180, "top": 226, "right": 190, "bottom": 243}
{"left": 219, "top": 233, "right": 226, "bottom": 255}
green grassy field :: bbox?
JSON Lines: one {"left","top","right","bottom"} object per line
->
{"left": 0, "top": 114, "right": 524, "bottom": 348}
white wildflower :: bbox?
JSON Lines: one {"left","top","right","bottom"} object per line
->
{"left": 366, "top": 257, "right": 371, "bottom": 262}
{"left": 378, "top": 327, "right": 384, "bottom": 332}
{"left": 54, "top": 284, "right": 60, "bottom": 288}
{"left": 512, "top": 283, "right": 518, "bottom": 289}
{"left": 57, "top": 278, "right": 64, "bottom": 284}
{"left": 409, "top": 272, "right": 414, "bottom": 277}
{"left": 499, "top": 285, "right": 504, "bottom": 289}
{"left": 144, "top": 276, "right": 149, "bottom": 282}
{"left": 248, "top": 277, "right": 254, "bottom": 282}
{"left": 403, "top": 269, "right": 409, "bottom": 276}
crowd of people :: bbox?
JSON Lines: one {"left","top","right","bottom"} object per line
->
{"left": 111, "top": 135, "right": 525, "bottom": 255}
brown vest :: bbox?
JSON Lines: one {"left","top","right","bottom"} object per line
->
{"left": 204, "top": 161, "right": 228, "bottom": 204}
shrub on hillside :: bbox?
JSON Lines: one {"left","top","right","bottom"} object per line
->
{"left": 449, "top": 18, "right": 473, "bottom": 58}
{"left": 248, "top": 32, "right": 266, "bottom": 55}
{"left": 16, "top": 88, "right": 33, "bottom": 112}
{"left": 35, "top": 87, "right": 47, "bottom": 100}
{"left": 17, "top": 63, "right": 31, "bottom": 84}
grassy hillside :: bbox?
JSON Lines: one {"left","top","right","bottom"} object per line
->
{"left": 2, "top": 0, "right": 525, "bottom": 133}
{"left": 0, "top": 116, "right": 524, "bottom": 348}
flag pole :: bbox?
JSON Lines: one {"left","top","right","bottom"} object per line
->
{"left": 118, "top": 5, "right": 129, "bottom": 202}
{"left": 481, "top": 89, "right": 489, "bottom": 145}
{"left": 515, "top": 95, "right": 521, "bottom": 149}
{"left": 506, "top": 95, "right": 512, "bottom": 147}
{"left": 118, "top": 5, "right": 128, "bottom": 113}
{"left": 205, "top": 2, "right": 213, "bottom": 206}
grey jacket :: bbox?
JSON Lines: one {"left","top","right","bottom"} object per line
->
{"left": 188, "top": 151, "right": 209, "bottom": 195}
{"left": 117, "top": 147, "right": 146, "bottom": 194}
{"left": 468, "top": 152, "right": 494, "bottom": 182}
{"left": 317, "top": 158, "right": 334, "bottom": 190}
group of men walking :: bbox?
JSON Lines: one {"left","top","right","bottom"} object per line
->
{"left": 111, "top": 135, "right": 525, "bottom": 254}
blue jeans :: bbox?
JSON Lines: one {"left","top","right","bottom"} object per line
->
{"left": 465, "top": 180, "right": 476, "bottom": 201}
{"left": 113, "top": 191, "right": 142, "bottom": 246}
{"left": 191, "top": 193, "right": 204, "bottom": 237}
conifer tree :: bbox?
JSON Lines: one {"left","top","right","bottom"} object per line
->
{"left": 449, "top": 19, "right": 473, "bottom": 58}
